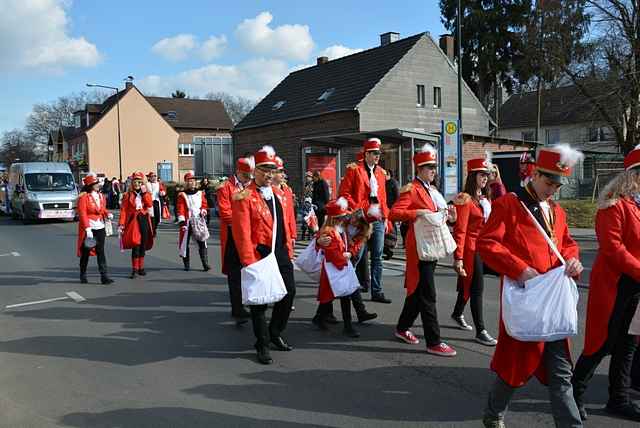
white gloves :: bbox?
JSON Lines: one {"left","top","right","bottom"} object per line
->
{"left": 107, "top": 213, "right": 114, "bottom": 220}
{"left": 200, "top": 209, "right": 208, "bottom": 217}
{"left": 85, "top": 228, "right": 94, "bottom": 239}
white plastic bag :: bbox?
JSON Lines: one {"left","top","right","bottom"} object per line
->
{"left": 324, "top": 260, "right": 360, "bottom": 297}
{"left": 628, "top": 302, "right": 640, "bottom": 335}
{"left": 413, "top": 211, "right": 456, "bottom": 261}
{"left": 104, "top": 219, "right": 114, "bottom": 237}
{"left": 294, "top": 239, "right": 323, "bottom": 280}
{"left": 502, "top": 266, "right": 579, "bottom": 342}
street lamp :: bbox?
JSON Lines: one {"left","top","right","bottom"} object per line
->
{"left": 86, "top": 83, "right": 123, "bottom": 181}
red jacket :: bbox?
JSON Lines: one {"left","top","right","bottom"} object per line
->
{"left": 217, "top": 176, "right": 244, "bottom": 274}
{"left": 388, "top": 180, "right": 437, "bottom": 296}
{"left": 477, "top": 193, "right": 579, "bottom": 387}
{"left": 281, "top": 184, "right": 297, "bottom": 241}
{"left": 118, "top": 190, "right": 154, "bottom": 250}
{"left": 339, "top": 162, "right": 388, "bottom": 221}
{"left": 316, "top": 227, "right": 348, "bottom": 304}
{"left": 76, "top": 191, "right": 109, "bottom": 257}
{"left": 583, "top": 197, "right": 640, "bottom": 356}
{"left": 453, "top": 192, "right": 489, "bottom": 301}
{"left": 231, "top": 182, "right": 294, "bottom": 267}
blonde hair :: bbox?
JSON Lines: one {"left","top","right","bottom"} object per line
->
{"left": 598, "top": 169, "right": 640, "bottom": 208}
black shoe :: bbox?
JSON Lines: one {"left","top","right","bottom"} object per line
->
{"left": 312, "top": 315, "right": 329, "bottom": 331}
{"left": 137, "top": 269, "right": 146, "bottom": 276}
{"left": 80, "top": 274, "right": 88, "bottom": 284}
{"left": 359, "top": 285, "right": 369, "bottom": 293}
{"left": 270, "top": 336, "right": 293, "bottom": 351}
{"left": 605, "top": 401, "right": 640, "bottom": 422}
{"left": 343, "top": 326, "right": 360, "bottom": 338}
{"left": 325, "top": 314, "right": 340, "bottom": 324}
{"left": 100, "top": 276, "right": 114, "bottom": 285}
{"left": 129, "top": 270, "right": 137, "bottom": 279}
{"left": 357, "top": 311, "right": 378, "bottom": 323}
{"left": 371, "top": 294, "right": 392, "bottom": 304}
{"left": 202, "top": 264, "right": 211, "bottom": 272}
{"left": 577, "top": 403, "right": 587, "bottom": 421}
{"left": 255, "top": 347, "right": 273, "bottom": 365}
{"left": 383, "top": 250, "right": 394, "bottom": 260}
{"left": 233, "top": 308, "right": 251, "bottom": 319}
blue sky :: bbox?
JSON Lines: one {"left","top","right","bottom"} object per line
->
{"left": 1, "top": 0, "right": 446, "bottom": 135}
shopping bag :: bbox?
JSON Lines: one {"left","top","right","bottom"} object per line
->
{"left": 241, "top": 252, "right": 287, "bottom": 305}
{"left": 294, "top": 238, "right": 323, "bottom": 280}
{"left": 629, "top": 302, "right": 640, "bottom": 335}
{"left": 161, "top": 204, "right": 171, "bottom": 220}
{"left": 324, "top": 260, "right": 360, "bottom": 297}
{"left": 502, "top": 266, "right": 579, "bottom": 342}
{"left": 104, "top": 219, "right": 114, "bottom": 237}
{"left": 191, "top": 215, "right": 210, "bottom": 242}
{"left": 414, "top": 211, "right": 456, "bottom": 261}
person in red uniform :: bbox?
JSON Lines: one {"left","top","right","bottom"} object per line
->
{"left": 519, "top": 151, "right": 536, "bottom": 188}
{"left": 571, "top": 144, "right": 640, "bottom": 422}
{"left": 450, "top": 157, "right": 497, "bottom": 346}
{"left": 77, "top": 173, "right": 114, "bottom": 285}
{"left": 146, "top": 171, "right": 166, "bottom": 236}
{"left": 339, "top": 138, "right": 391, "bottom": 303}
{"left": 389, "top": 144, "right": 458, "bottom": 357}
{"left": 217, "top": 157, "right": 254, "bottom": 323}
{"left": 273, "top": 156, "right": 297, "bottom": 248}
{"left": 478, "top": 145, "right": 585, "bottom": 428}
{"left": 232, "top": 146, "right": 296, "bottom": 365}
{"left": 177, "top": 172, "right": 210, "bottom": 271}
{"left": 118, "top": 171, "right": 154, "bottom": 278}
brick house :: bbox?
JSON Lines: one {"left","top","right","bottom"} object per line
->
{"left": 233, "top": 32, "right": 533, "bottom": 198}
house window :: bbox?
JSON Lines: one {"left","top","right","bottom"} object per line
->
{"left": 521, "top": 131, "right": 535, "bottom": 142}
{"left": 546, "top": 128, "right": 560, "bottom": 145}
{"left": 74, "top": 114, "right": 81, "bottom": 128}
{"left": 167, "top": 111, "right": 177, "bottom": 120}
{"left": 433, "top": 86, "right": 442, "bottom": 108}
{"left": 588, "top": 126, "right": 610, "bottom": 142}
{"left": 272, "top": 100, "right": 286, "bottom": 110}
{"left": 179, "top": 143, "right": 194, "bottom": 156}
{"left": 416, "top": 85, "right": 426, "bottom": 107}
{"left": 316, "top": 88, "right": 335, "bottom": 102}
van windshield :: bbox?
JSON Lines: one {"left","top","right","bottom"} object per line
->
{"left": 25, "top": 173, "right": 75, "bottom": 191}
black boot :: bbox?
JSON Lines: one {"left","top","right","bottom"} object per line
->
{"left": 182, "top": 257, "right": 190, "bottom": 271}
{"left": 199, "top": 247, "right": 210, "bottom": 271}
{"left": 80, "top": 255, "right": 89, "bottom": 284}
{"left": 312, "top": 314, "right": 329, "bottom": 331}
{"left": 80, "top": 273, "right": 88, "bottom": 284}
{"left": 341, "top": 298, "right": 360, "bottom": 338}
{"left": 255, "top": 345, "right": 273, "bottom": 365}
{"left": 100, "top": 274, "right": 114, "bottom": 285}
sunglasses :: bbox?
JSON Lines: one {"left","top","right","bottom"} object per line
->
{"left": 256, "top": 167, "right": 276, "bottom": 175}
{"left": 368, "top": 151, "right": 381, "bottom": 156}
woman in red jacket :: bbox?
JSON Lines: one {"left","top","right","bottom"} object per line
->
{"left": 450, "top": 157, "right": 497, "bottom": 346}
{"left": 118, "top": 171, "right": 154, "bottom": 278}
{"left": 77, "top": 174, "right": 113, "bottom": 284}
{"left": 571, "top": 145, "right": 640, "bottom": 422}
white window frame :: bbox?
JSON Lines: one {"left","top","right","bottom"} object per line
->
{"left": 416, "top": 84, "right": 425, "bottom": 108}
{"left": 433, "top": 86, "right": 442, "bottom": 109}
{"left": 179, "top": 143, "right": 194, "bottom": 156}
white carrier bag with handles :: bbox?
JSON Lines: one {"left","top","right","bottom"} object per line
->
{"left": 240, "top": 196, "right": 288, "bottom": 305}
{"left": 324, "top": 231, "right": 360, "bottom": 298}
{"left": 628, "top": 302, "right": 640, "bottom": 335}
{"left": 501, "top": 202, "right": 579, "bottom": 342}
{"left": 294, "top": 238, "right": 323, "bottom": 281}
{"left": 413, "top": 210, "right": 457, "bottom": 261}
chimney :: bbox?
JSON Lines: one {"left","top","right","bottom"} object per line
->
{"left": 317, "top": 56, "right": 329, "bottom": 65}
{"left": 125, "top": 81, "right": 134, "bottom": 90}
{"left": 439, "top": 34, "right": 455, "bottom": 62}
{"left": 380, "top": 32, "right": 400, "bottom": 46}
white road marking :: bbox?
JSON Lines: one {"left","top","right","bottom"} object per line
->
{"left": 0, "top": 252, "right": 20, "bottom": 257}
{"left": 5, "top": 291, "right": 86, "bottom": 310}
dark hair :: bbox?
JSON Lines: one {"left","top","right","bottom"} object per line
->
{"left": 81, "top": 183, "right": 95, "bottom": 193}
{"left": 463, "top": 171, "right": 491, "bottom": 200}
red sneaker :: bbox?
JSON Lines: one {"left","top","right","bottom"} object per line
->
{"left": 426, "top": 342, "right": 457, "bottom": 357}
{"left": 395, "top": 330, "right": 419, "bottom": 345}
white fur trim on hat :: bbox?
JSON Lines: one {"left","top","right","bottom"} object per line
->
{"left": 554, "top": 144, "right": 584, "bottom": 168}
{"left": 336, "top": 197, "right": 348, "bottom": 210}
{"left": 260, "top": 145, "right": 276, "bottom": 157}
{"left": 419, "top": 143, "right": 437, "bottom": 156}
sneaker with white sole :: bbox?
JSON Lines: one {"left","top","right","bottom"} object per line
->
{"left": 395, "top": 330, "right": 419, "bottom": 345}
{"left": 451, "top": 314, "right": 473, "bottom": 331}
{"left": 475, "top": 330, "right": 497, "bottom": 346}
{"left": 426, "top": 342, "right": 457, "bottom": 357}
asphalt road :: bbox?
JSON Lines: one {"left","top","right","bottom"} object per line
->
{"left": 0, "top": 215, "right": 634, "bottom": 428}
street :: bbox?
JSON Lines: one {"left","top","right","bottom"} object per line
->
{"left": 0, "top": 215, "right": 633, "bottom": 428}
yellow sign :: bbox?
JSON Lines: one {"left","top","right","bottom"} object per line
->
{"left": 445, "top": 122, "right": 457, "bottom": 135}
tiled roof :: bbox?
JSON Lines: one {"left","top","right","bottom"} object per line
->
{"left": 146, "top": 96, "right": 233, "bottom": 130}
{"left": 235, "top": 33, "right": 425, "bottom": 130}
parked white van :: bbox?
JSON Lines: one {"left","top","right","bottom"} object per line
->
{"left": 8, "top": 162, "right": 78, "bottom": 223}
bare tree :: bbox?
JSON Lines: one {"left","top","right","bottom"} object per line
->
{"left": 0, "top": 129, "right": 41, "bottom": 165}
{"left": 171, "top": 90, "right": 187, "bottom": 98}
{"left": 203, "top": 91, "right": 257, "bottom": 125}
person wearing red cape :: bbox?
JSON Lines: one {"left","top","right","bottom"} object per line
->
{"left": 118, "top": 171, "right": 154, "bottom": 278}
{"left": 77, "top": 173, "right": 114, "bottom": 285}
{"left": 176, "top": 172, "right": 209, "bottom": 271}
{"left": 571, "top": 145, "right": 640, "bottom": 422}
{"left": 477, "top": 145, "right": 585, "bottom": 428}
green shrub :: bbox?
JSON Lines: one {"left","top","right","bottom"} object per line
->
{"left": 558, "top": 200, "right": 597, "bottom": 228}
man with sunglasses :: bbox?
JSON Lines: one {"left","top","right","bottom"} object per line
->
{"left": 232, "top": 146, "right": 297, "bottom": 365}
{"left": 478, "top": 145, "right": 585, "bottom": 428}
{"left": 339, "top": 138, "right": 391, "bottom": 304}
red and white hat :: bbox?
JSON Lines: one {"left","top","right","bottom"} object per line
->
{"left": 519, "top": 152, "right": 535, "bottom": 164}
{"left": 146, "top": 171, "right": 156, "bottom": 177}
{"left": 254, "top": 145, "right": 277, "bottom": 168}
{"left": 467, "top": 157, "right": 491, "bottom": 173}
{"left": 275, "top": 156, "right": 284, "bottom": 170}
{"left": 131, "top": 171, "right": 145, "bottom": 181}
{"left": 413, "top": 144, "right": 437, "bottom": 167}
{"left": 536, "top": 145, "right": 584, "bottom": 180}
{"left": 236, "top": 157, "right": 254, "bottom": 174}
{"left": 363, "top": 138, "right": 382, "bottom": 152}
{"left": 624, "top": 144, "right": 640, "bottom": 171}
{"left": 183, "top": 172, "right": 195, "bottom": 181}
{"left": 325, "top": 197, "right": 350, "bottom": 217}
{"left": 83, "top": 173, "right": 99, "bottom": 187}
{"left": 356, "top": 151, "right": 364, "bottom": 162}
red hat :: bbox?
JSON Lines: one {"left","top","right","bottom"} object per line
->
{"left": 147, "top": 171, "right": 156, "bottom": 177}
{"left": 83, "top": 173, "right": 99, "bottom": 187}
{"left": 356, "top": 151, "right": 364, "bottom": 162}
{"left": 325, "top": 197, "right": 350, "bottom": 217}
{"left": 413, "top": 144, "right": 437, "bottom": 167}
{"left": 275, "top": 156, "right": 284, "bottom": 170}
{"left": 467, "top": 157, "right": 491, "bottom": 173}
{"left": 363, "top": 138, "right": 382, "bottom": 152}
{"left": 236, "top": 157, "right": 254, "bottom": 174}
{"left": 624, "top": 145, "right": 640, "bottom": 171}
{"left": 255, "top": 145, "right": 277, "bottom": 168}
{"left": 183, "top": 172, "right": 195, "bottom": 181}
{"left": 131, "top": 171, "right": 145, "bottom": 181}
{"left": 536, "top": 145, "right": 584, "bottom": 179}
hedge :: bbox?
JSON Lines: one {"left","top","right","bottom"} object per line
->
{"left": 558, "top": 199, "right": 597, "bottom": 229}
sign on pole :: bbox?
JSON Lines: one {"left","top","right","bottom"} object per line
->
{"left": 441, "top": 120, "right": 460, "bottom": 198}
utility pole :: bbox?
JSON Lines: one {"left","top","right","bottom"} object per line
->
{"left": 535, "top": 0, "right": 545, "bottom": 145}
{"left": 457, "top": 0, "right": 464, "bottom": 191}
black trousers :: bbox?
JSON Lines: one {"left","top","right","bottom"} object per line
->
{"left": 224, "top": 226, "right": 244, "bottom": 316}
{"left": 151, "top": 201, "right": 161, "bottom": 235}
{"left": 80, "top": 228, "right": 107, "bottom": 275}
{"left": 452, "top": 253, "right": 486, "bottom": 331}
{"left": 320, "top": 289, "right": 367, "bottom": 318}
{"left": 317, "top": 295, "right": 353, "bottom": 326}
{"left": 250, "top": 260, "right": 296, "bottom": 349}
{"left": 182, "top": 225, "right": 207, "bottom": 263}
{"left": 397, "top": 260, "right": 441, "bottom": 347}
{"left": 131, "top": 214, "right": 151, "bottom": 259}
{"left": 572, "top": 274, "right": 640, "bottom": 405}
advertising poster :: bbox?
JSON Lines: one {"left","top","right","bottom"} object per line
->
{"left": 306, "top": 154, "right": 337, "bottom": 198}
{"left": 441, "top": 120, "right": 459, "bottom": 198}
